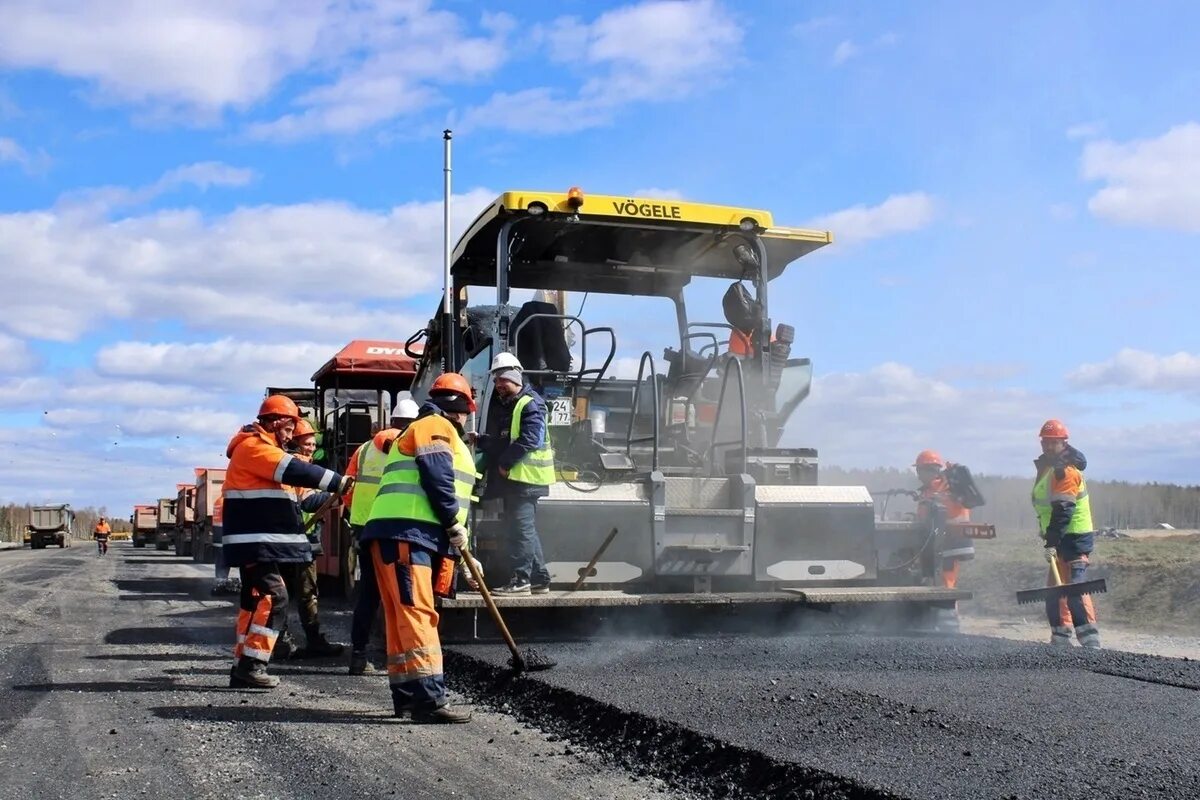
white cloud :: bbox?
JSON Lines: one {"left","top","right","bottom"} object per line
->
{"left": 831, "top": 40, "right": 859, "bottom": 66}
{"left": 1066, "top": 121, "right": 1104, "bottom": 140}
{"left": 0, "top": 334, "right": 36, "bottom": 374}
{"left": 1067, "top": 348, "right": 1200, "bottom": 394}
{"left": 632, "top": 187, "right": 685, "bottom": 200}
{"left": 0, "top": 376, "right": 54, "bottom": 409}
{"left": 1082, "top": 122, "right": 1200, "bottom": 233}
{"left": 463, "top": 0, "right": 742, "bottom": 134}
{"left": 0, "top": 0, "right": 328, "bottom": 113}
{"left": 0, "top": 169, "right": 493, "bottom": 342}
{"left": 58, "top": 160, "right": 256, "bottom": 214}
{"left": 96, "top": 339, "right": 336, "bottom": 394}
{"left": 805, "top": 192, "right": 936, "bottom": 245}
{"left": 0, "top": 136, "right": 50, "bottom": 174}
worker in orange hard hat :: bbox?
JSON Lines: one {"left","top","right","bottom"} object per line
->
{"left": 1033, "top": 419, "right": 1100, "bottom": 648}
{"left": 361, "top": 373, "right": 479, "bottom": 723}
{"left": 275, "top": 418, "right": 345, "bottom": 661}
{"left": 913, "top": 450, "right": 973, "bottom": 632}
{"left": 225, "top": 395, "right": 354, "bottom": 689}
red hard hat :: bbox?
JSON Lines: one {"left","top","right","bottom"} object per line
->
{"left": 293, "top": 418, "right": 316, "bottom": 438}
{"left": 258, "top": 394, "right": 301, "bottom": 420}
{"left": 913, "top": 449, "right": 944, "bottom": 468}
{"left": 1039, "top": 419, "right": 1069, "bottom": 439}
{"left": 430, "top": 372, "right": 477, "bottom": 413}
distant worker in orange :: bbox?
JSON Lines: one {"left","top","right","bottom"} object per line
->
{"left": 224, "top": 395, "right": 353, "bottom": 689}
{"left": 1033, "top": 419, "right": 1100, "bottom": 649}
{"left": 344, "top": 395, "right": 421, "bottom": 676}
{"left": 913, "top": 450, "right": 974, "bottom": 631}
{"left": 361, "top": 374, "right": 480, "bottom": 723}
{"left": 276, "top": 418, "right": 345, "bottom": 660}
{"left": 93, "top": 516, "right": 111, "bottom": 557}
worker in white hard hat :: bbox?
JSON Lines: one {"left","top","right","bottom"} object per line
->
{"left": 343, "top": 394, "right": 421, "bottom": 675}
{"left": 478, "top": 351, "right": 556, "bottom": 595}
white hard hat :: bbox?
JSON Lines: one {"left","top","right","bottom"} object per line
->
{"left": 490, "top": 351, "right": 523, "bottom": 373}
{"left": 391, "top": 396, "right": 420, "bottom": 420}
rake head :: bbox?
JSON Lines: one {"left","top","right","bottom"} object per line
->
{"left": 1016, "top": 578, "right": 1108, "bottom": 606}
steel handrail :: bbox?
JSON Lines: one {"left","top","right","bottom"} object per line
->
{"left": 707, "top": 356, "right": 748, "bottom": 477}
{"left": 625, "top": 351, "right": 660, "bottom": 471}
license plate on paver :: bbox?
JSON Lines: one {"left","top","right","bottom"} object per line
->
{"left": 549, "top": 397, "right": 573, "bottom": 426}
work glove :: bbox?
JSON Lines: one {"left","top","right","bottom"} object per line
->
{"left": 447, "top": 522, "right": 468, "bottom": 550}
{"left": 464, "top": 557, "right": 484, "bottom": 590}
{"left": 336, "top": 475, "right": 355, "bottom": 494}
{"left": 1043, "top": 546, "right": 1057, "bottom": 564}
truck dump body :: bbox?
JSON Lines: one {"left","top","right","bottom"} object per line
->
{"left": 132, "top": 505, "right": 157, "bottom": 548}
{"left": 28, "top": 504, "right": 72, "bottom": 549}
{"left": 192, "top": 468, "right": 226, "bottom": 563}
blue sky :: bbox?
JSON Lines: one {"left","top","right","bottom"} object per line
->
{"left": 1, "top": 0, "right": 1198, "bottom": 512}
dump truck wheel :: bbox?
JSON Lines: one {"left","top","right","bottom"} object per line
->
{"left": 339, "top": 528, "right": 358, "bottom": 597}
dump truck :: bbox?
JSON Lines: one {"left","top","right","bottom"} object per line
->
{"left": 173, "top": 480, "right": 197, "bottom": 557}
{"left": 154, "top": 497, "right": 176, "bottom": 551}
{"left": 305, "top": 342, "right": 418, "bottom": 594}
{"left": 132, "top": 505, "right": 157, "bottom": 547}
{"left": 191, "top": 467, "right": 226, "bottom": 563}
{"left": 404, "top": 188, "right": 965, "bottom": 634}
{"left": 27, "top": 504, "right": 73, "bottom": 549}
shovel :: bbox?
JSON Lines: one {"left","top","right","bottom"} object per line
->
{"left": 1016, "top": 551, "right": 1107, "bottom": 606}
{"left": 458, "top": 542, "right": 556, "bottom": 674}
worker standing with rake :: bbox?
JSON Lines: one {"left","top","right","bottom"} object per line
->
{"left": 1032, "top": 420, "right": 1101, "bottom": 649}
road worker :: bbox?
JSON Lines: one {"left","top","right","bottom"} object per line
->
{"left": 276, "top": 418, "right": 344, "bottom": 660}
{"left": 93, "top": 516, "right": 111, "bottom": 556}
{"left": 361, "top": 373, "right": 480, "bottom": 723}
{"left": 478, "top": 352, "right": 555, "bottom": 596}
{"left": 913, "top": 450, "right": 973, "bottom": 632}
{"left": 225, "top": 395, "right": 353, "bottom": 690}
{"left": 344, "top": 395, "right": 420, "bottom": 676}
{"left": 1033, "top": 419, "right": 1100, "bottom": 649}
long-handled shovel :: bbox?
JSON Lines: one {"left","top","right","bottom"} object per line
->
{"left": 458, "top": 542, "right": 556, "bottom": 674}
{"left": 1016, "top": 551, "right": 1107, "bottom": 606}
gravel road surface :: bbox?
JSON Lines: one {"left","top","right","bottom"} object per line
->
{"left": 0, "top": 543, "right": 678, "bottom": 800}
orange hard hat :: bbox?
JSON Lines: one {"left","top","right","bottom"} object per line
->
{"left": 258, "top": 394, "right": 301, "bottom": 420}
{"left": 429, "top": 372, "right": 477, "bottom": 413}
{"left": 293, "top": 418, "right": 316, "bottom": 438}
{"left": 1039, "top": 419, "right": 1069, "bottom": 439}
{"left": 913, "top": 449, "right": 944, "bottom": 468}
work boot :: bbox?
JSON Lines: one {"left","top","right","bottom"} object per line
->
{"left": 348, "top": 650, "right": 377, "bottom": 675}
{"left": 232, "top": 659, "right": 280, "bottom": 689}
{"left": 297, "top": 631, "right": 345, "bottom": 659}
{"left": 1050, "top": 625, "right": 1074, "bottom": 646}
{"left": 493, "top": 578, "right": 531, "bottom": 596}
{"left": 411, "top": 704, "right": 472, "bottom": 724}
{"left": 228, "top": 664, "right": 248, "bottom": 689}
{"left": 1076, "top": 624, "right": 1101, "bottom": 649}
{"left": 273, "top": 633, "right": 297, "bottom": 660}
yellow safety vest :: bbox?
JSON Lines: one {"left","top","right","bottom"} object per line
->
{"left": 350, "top": 441, "right": 391, "bottom": 526}
{"left": 505, "top": 394, "right": 556, "bottom": 486}
{"left": 1032, "top": 468, "right": 1093, "bottom": 537}
{"left": 368, "top": 423, "right": 476, "bottom": 529}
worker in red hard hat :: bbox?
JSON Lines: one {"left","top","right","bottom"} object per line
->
{"left": 225, "top": 395, "right": 354, "bottom": 689}
{"left": 913, "top": 450, "right": 973, "bottom": 632}
{"left": 275, "top": 418, "right": 345, "bottom": 661}
{"left": 1033, "top": 419, "right": 1099, "bottom": 648}
{"left": 360, "top": 373, "right": 480, "bottom": 723}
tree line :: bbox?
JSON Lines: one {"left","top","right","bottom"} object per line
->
{"left": 0, "top": 503, "right": 132, "bottom": 543}
{"left": 822, "top": 466, "right": 1200, "bottom": 534}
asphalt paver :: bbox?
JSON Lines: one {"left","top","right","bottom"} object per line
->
{"left": 449, "top": 632, "right": 1200, "bottom": 800}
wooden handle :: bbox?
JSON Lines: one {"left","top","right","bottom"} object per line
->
{"left": 459, "top": 543, "right": 523, "bottom": 667}
{"left": 1047, "top": 552, "right": 1063, "bottom": 587}
{"left": 303, "top": 492, "right": 341, "bottom": 533}
{"left": 571, "top": 527, "right": 619, "bottom": 592}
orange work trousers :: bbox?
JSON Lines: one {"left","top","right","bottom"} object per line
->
{"left": 371, "top": 540, "right": 448, "bottom": 711}
{"left": 233, "top": 563, "right": 287, "bottom": 664}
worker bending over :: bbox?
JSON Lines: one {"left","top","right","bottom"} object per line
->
{"left": 362, "top": 374, "right": 480, "bottom": 723}
{"left": 343, "top": 396, "right": 420, "bottom": 676}
{"left": 224, "top": 395, "right": 352, "bottom": 689}
{"left": 479, "top": 352, "right": 555, "bottom": 596}
{"left": 1033, "top": 419, "right": 1100, "bottom": 649}
{"left": 276, "top": 418, "right": 344, "bottom": 660}
{"left": 913, "top": 451, "right": 974, "bottom": 632}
